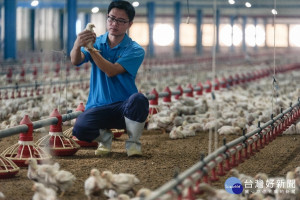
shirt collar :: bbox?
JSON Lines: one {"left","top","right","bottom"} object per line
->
{"left": 101, "top": 32, "right": 131, "bottom": 48}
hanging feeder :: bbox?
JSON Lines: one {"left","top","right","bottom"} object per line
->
{"left": 36, "top": 109, "right": 80, "bottom": 156}
{"left": 149, "top": 88, "right": 160, "bottom": 115}
{"left": 0, "top": 155, "right": 20, "bottom": 179}
{"left": 1, "top": 115, "right": 52, "bottom": 167}
{"left": 162, "top": 86, "right": 172, "bottom": 107}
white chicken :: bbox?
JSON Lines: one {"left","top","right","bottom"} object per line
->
{"left": 275, "top": 186, "right": 298, "bottom": 200}
{"left": 229, "top": 168, "right": 255, "bottom": 198}
{"left": 169, "top": 126, "right": 185, "bottom": 139}
{"left": 178, "top": 125, "right": 196, "bottom": 137}
{"left": 43, "top": 166, "right": 76, "bottom": 197}
{"left": 203, "top": 119, "right": 222, "bottom": 131}
{"left": 248, "top": 192, "right": 275, "bottom": 200}
{"left": 231, "top": 117, "right": 248, "bottom": 129}
{"left": 26, "top": 158, "right": 60, "bottom": 185}
{"left": 183, "top": 122, "right": 204, "bottom": 132}
{"left": 296, "top": 122, "right": 300, "bottom": 134}
{"left": 84, "top": 168, "right": 108, "bottom": 200}
{"left": 135, "top": 188, "right": 152, "bottom": 198}
{"left": 254, "top": 172, "right": 286, "bottom": 197}
{"left": 295, "top": 166, "right": 300, "bottom": 185}
{"left": 217, "top": 125, "right": 241, "bottom": 135}
{"left": 173, "top": 116, "right": 184, "bottom": 127}
{"left": 0, "top": 191, "right": 5, "bottom": 200}
{"left": 287, "top": 168, "right": 300, "bottom": 199}
{"left": 84, "top": 23, "right": 99, "bottom": 52}
{"left": 32, "top": 182, "right": 57, "bottom": 200}
{"left": 101, "top": 170, "right": 140, "bottom": 197}
{"left": 283, "top": 124, "right": 297, "bottom": 134}
{"left": 198, "top": 182, "right": 240, "bottom": 200}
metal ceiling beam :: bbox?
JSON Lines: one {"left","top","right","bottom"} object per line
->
{"left": 8, "top": 1, "right": 300, "bottom": 9}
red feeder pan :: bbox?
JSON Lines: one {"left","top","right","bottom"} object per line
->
{"left": 36, "top": 132, "right": 80, "bottom": 156}
{"left": 149, "top": 104, "right": 160, "bottom": 116}
{"left": 0, "top": 155, "right": 20, "bottom": 179}
{"left": 36, "top": 109, "right": 80, "bottom": 156}
{"left": 63, "top": 127, "right": 97, "bottom": 147}
{"left": 1, "top": 115, "right": 52, "bottom": 167}
{"left": 72, "top": 136, "right": 98, "bottom": 147}
{"left": 111, "top": 129, "right": 125, "bottom": 138}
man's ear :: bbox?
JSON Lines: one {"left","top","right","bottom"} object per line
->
{"left": 128, "top": 21, "right": 133, "bottom": 28}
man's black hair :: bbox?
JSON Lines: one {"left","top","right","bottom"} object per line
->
{"left": 108, "top": 0, "right": 135, "bottom": 22}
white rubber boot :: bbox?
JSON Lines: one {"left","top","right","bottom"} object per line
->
{"left": 125, "top": 117, "right": 145, "bottom": 157}
{"left": 94, "top": 129, "right": 112, "bottom": 156}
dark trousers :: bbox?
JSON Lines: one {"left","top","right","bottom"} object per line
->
{"left": 72, "top": 93, "right": 149, "bottom": 142}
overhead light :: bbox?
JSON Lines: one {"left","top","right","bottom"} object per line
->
{"left": 91, "top": 7, "right": 99, "bottom": 13}
{"left": 31, "top": 0, "right": 39, "bottom": 7}
{"left": 132, "top": 1, "right": 139, "bottom": 7}
{"left": 245, "top": 2, "right": 252, "bottom": 8}
{"left": 153, "top": 24, "right": 174, "bottom": 46}
{"left": 271, "top": 9, "right": 278, "bottom": 15}
{"left": 228, "top": 0, "right": 235, "bottom": 5}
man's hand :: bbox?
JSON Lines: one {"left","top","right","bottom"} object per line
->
{"left": 74, "top": 30, "right": 96, "bottom": 50}
{"left": 70, "top": 30, "right": 97, "bottom": 65}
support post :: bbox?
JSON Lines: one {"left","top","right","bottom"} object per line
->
{"left": 59, "top": 9, "right": 64, "bottom": 50}
{"left": 242, "top": 16, "right": 247, "bottom": 53}
{"left": 215, "top": 9, "right": 220, "bottom": 53}
{"left": 230, "top": 16, "right": 235, "bottom": 52}
{"left": 196, "top": 10, "right": 203, "bottom": 55}
{"left": 30, "top": 9, "right": 35, "bottom": 51}
{"left": 147, "top": 2, "right": 155, "bottom": 58}
{"left": 174, "top": 2, "right": 181, "bottom": 56}
{"left": 4, "top": 0, "right": 17, "bottom": 60}
{"left": 67, "top": 0, "right": 77, "bottom": 57}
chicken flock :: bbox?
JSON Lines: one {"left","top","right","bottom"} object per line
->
{"left": 0, "top": 159, "right": 298, "bottom": 200}
{"left": 146, "top": 77, "right": 300, "bottom": 140}
{"left": 0, "top": 157, "right": 152, "bottom": 200}
{"left": 1, "top": 56, "right": 300, "bottom": 200}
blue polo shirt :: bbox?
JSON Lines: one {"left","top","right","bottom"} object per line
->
{"left": 79, "top": 32, "right": 145, "bottom": 110}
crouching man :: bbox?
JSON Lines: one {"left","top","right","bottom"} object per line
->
{"left": 70, "top": 0, "right": 149, "bottom": 157}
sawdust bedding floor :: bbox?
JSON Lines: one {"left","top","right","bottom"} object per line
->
{"left": 0, "top": 129, "right": 300, "bottom": 200}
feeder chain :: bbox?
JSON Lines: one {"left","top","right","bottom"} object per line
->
{"left": 211, "top": 91, "right": 216, "bottom": 100}
{"left": 271, "top": 114, "right": 275, "bottom": 131}
{"left": 65, "top": 78, "right": 69, "bottom": 85}
{"left": 222, "top": 138, "right": 230, "bottom": 159}
{"left": 172, "top": 167, "right": 182, "bottom": 196}
{"left": 242, "top": 128, "right": 248, "bottom": 148}
{"left": 280, "top": 107, "right": 284, "bottom": 120}
{"left": 257, "top": 121, "right": 263, "bottom": 139}
{"left": 198, "top": 152, "right": 207, "bottom": 171}
{"left": 289, "top": 102, "right": 295, "bottom": 118}
{"left": 35, "top": 80, "right": 38, "bottom": 90}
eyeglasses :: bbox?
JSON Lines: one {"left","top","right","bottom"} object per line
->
{"left": 107, "top": 15, "right": 129, "bottom": 25}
